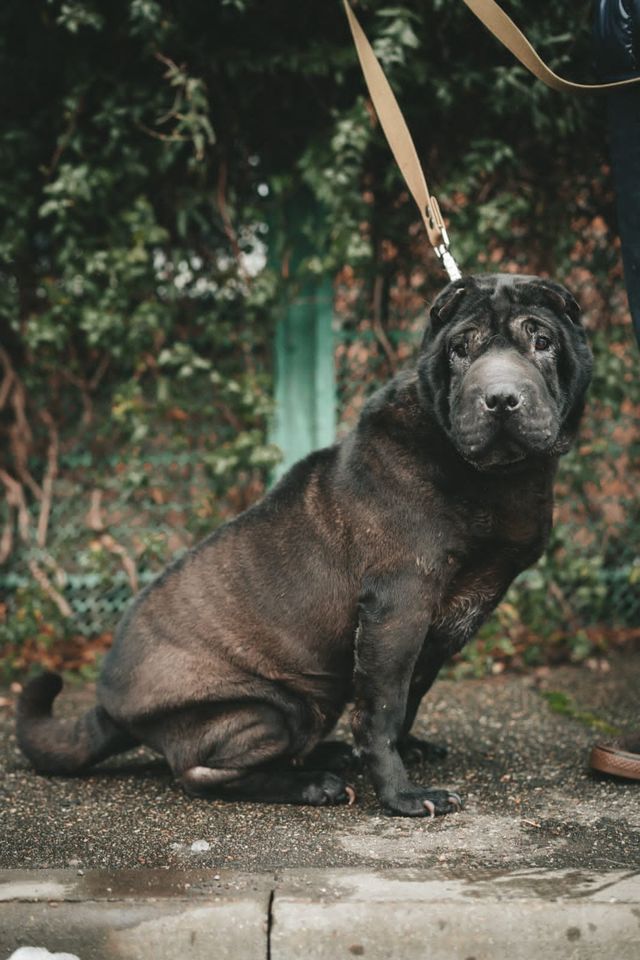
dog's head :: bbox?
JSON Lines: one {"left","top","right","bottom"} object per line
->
{"left": 417, "top": 274, "right": 592, "bottom": 471}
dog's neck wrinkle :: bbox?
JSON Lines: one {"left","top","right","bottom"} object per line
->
{"left": 357, "top": 369, "right": 560, "bottom": 505}
{"left": 363, "top": 371, "right": 455, "bottom": 456}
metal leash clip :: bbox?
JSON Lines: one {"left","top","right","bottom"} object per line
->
{"left": 435, "top": 239, "right": 463, "bottom": 283}
{"left": 427, "top": 197, "right": 462, "bottom": 282}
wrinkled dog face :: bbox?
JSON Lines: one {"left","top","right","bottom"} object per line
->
{"left": 418, "top": 274, "right": 593, "bottom": 471}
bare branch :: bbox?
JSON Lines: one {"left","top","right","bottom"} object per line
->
{"left": 216, "top": 160, "right": 244, "bottom": 272}
{"left": 372, "top": 274, "right": 398, "bottom": 374}
{"left": 43, "top": 95, "right": 84, "bottom": 178}
{"left": 0, "top": 508, "right": 13, "bottom": 564}
{"left": 28, "top": 559, "right": 73, "bottom": 618}
{"left": 136, "top": 121, "right": 189, "bottom": 144}
{"left": 89, "top": 353, "right": 110, "bottom": 391}
{"left": 0, "top": 469, "right": 31, "bottom": 543}
{"left": 36, "top": 410, "right": 59, "bottom": 549}
{"left": 548, "top": 580, "right": 579, "bottom": 631}
{"left": 99, "top": 533, "right": 139, "bottom": 593}
{"left": 86, "top": 488, "right": 105, "bottom": 532}
{"left": 86, "top": 489, "right": 138, "bottom": 591}
{"left": 0, "top": 348, "right": 15, "bottom": 410}
{"left": 0, "top": 348, "right": 42, "bottom": 500}
{"left": 215, "top": 400, "right": 244, "bottom": 433}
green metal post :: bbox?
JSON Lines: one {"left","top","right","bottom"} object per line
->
{"left": 269, "top": 199, "right": 336, "bottom": 481}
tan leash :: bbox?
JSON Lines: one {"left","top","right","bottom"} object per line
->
{"left": 343, "top": 0, "right": 640, "bottom": 280}
{"left": 462, "top": 0, "right": 640, "bottom": 94}
{"left": 343, "top": 0, "right": 461, "bottom": 281}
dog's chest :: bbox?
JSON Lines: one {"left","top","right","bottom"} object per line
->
{"left": 432, "top": 579, "right": 494, "bottom": 645}
{"left": 465, "top": 496, "right": 549, "bottom": 545}
{"left": 429, "top": 499, "right": 551, "bottom": 648}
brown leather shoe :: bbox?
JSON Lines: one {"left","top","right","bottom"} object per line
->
{"left": 590, "top": 734, "right": 640, "bottom": 780}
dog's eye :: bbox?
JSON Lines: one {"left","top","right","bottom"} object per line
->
{"left": 451, "top": 340, "right": 468, "bottom": 359}
{"left": 534, "top": 335, "right": 552, "bottom": 352}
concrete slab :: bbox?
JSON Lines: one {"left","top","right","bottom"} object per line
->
{"left": 0, "top": 870, "right": 272, "bottom": 960}
{"left": 1, "top": 902, "right": 266, "bottom": 960}
{"left": 270, "top": 868, "right": 640, "bottom": 960}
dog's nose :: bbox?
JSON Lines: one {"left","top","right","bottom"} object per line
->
{"left": 483, "top": 384, "right": 523, "bottom": 414}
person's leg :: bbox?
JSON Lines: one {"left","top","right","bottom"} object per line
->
{"left": 588, "top": 89, "right": 640, "bottom": 777}
{"left": 607, "top": 87, "right": 640, "bottom": 347}
{"left": 604, "top": 87, "right": 640, "bottom": 773}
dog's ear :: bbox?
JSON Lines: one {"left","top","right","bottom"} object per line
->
{"left": 515, "top": 279, "right": 582, "bottom": 326}
{"left": 548, "top": 286, "right": 581, "bottom": 325}
{"left": 428, "top": 280, "right": 468, "bottom": 333}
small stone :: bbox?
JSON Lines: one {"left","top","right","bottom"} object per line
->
{"left": 190, "top": 839, "right": 210, "bottom": 852}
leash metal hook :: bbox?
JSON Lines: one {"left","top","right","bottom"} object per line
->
{"left": 427, "top": 197, "right": 462, "bottom": 282}
{"left": 435, "top": 243, "right": 463, "bottom": 283}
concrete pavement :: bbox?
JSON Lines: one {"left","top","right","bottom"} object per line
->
{"left": 1, "top": 652, "right": 638, "bottom": 957}
{"left": 1, "top": 867, "right": 639, "bottom": 959}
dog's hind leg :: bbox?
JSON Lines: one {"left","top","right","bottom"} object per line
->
{"left": 163, "top": 703, "right": 355, "bottom": 807}
{"left": 182, "top": 765, "right": 354, "bottom": 806}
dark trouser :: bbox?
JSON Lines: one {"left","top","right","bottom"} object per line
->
{"left": 608, "top": 88, "right": 640, "bottom": 348}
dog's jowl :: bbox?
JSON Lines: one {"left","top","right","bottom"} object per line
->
{"left": 17, "top": 274, "right": 592, "bottom": 817}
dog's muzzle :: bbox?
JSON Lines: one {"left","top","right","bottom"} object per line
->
{"left": 450, "top": 350, "right": 560, "bottom": 467}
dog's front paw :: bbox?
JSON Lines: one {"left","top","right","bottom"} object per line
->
{"left": 399, "top": 735, "right": 448, "bottom": 765}
{"left": 382, "top": 787, "right": 462, "bottom": 818}
{"left": 300, "top": 771, "right": 357, "bottom": 806}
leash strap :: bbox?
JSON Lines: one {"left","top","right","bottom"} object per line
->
{"left": 344, "top": 1, "right": 640, "bottom": 279}
{"left": 343, "top": 0, "right": 461, "bottom": 281}
{"left": 463, "top": 0, "right": 640, "bottom": 93}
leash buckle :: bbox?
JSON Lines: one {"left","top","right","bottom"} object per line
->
{"left": 427, "top": 196, "right": 462, "bottom": 282}
{"left": 435, "top": 242, "right": 463, "bottom": 282}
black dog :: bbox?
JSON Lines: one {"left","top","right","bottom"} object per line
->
{"left": 17, "top": 274, "right": 592, "bottom": 817}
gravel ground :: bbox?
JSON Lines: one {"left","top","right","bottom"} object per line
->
{"left": 1, "top": 654, "right": 639, "bottom": 873}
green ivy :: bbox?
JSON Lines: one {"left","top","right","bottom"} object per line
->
{"left": 0, "top": 1, "right": 638, "bottom": 672}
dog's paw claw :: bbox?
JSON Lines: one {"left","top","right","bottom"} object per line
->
{"left": 301, "top": 772, "right": 354, "bottom": 807}
{"left": 384, "top": 786, "right": 463, "bottom": 818}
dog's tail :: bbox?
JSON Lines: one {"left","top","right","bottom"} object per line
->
{"left": 16, "top": 671, "right": 137, "bottom": 774}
